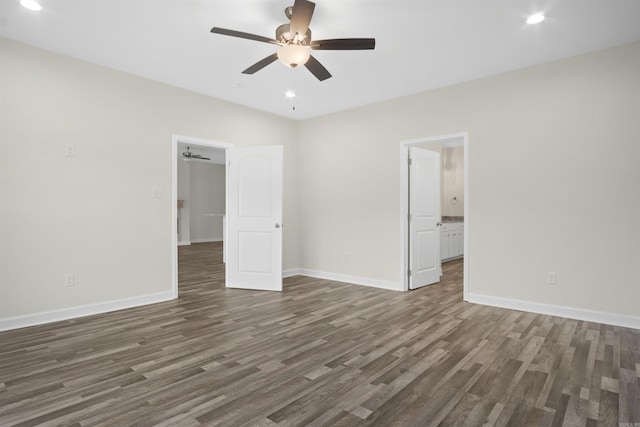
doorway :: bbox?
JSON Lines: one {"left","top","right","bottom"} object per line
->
{"left": 400, "top": 132, "right": 469, "bottom": 297}
{"left": 176, "top": 143, "right": 227, "bottom": 247}
{"left": 171, "top": 135, "right": 233, "bottom": 297}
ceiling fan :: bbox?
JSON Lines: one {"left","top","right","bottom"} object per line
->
{"left": 210, "top": 0, "right": 375, "bottom": 81}
{"left": 182, "top": 146, "right": 210, "bottom": 161}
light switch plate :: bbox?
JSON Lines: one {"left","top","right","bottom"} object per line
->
{"left": 152, "top": 187, "right": 164, "bottom": 198}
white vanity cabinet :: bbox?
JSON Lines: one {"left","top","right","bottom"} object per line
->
{"left": 441, "top": 222, "right": 464, "bottom": 260}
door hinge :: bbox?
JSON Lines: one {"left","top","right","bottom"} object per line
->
{"left": 408, "top": 158, "right": 412, "bottom": 166}
{"left": 408, "top": 269, "right": 412, "bottom": 277}
{"left": 408, "top": 213, "right": 412, "bottom": 222}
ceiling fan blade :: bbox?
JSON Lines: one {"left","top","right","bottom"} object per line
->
{"left": 305, "top": 55, "right": 331, "bottom": 81}
{"left": 311, "top": 38, "right": 376, "bottom": 50}
{"left": 211, "top": 27, "right": 280, "bottom": 46}
{"left": 290, "top": 0, "right": 315, "bottom": 41}
{"left": 242, "top": 53, "right": 279, "bottom": 74}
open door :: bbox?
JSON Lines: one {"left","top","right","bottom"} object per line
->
{"left": 409, "top": 147, "right": 441, "bottom": 289}
{"left": 226, "top": 145, "right": 283, "bottom": 291}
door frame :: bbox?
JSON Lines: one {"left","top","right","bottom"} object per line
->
{"left": 400, "top": 132, "right": 469, "bottom": 297}
{"left": 171, "top": 134, "right": 234, "bottom": 297}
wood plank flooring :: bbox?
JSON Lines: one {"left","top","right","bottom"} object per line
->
{"left": 1, "top": 242, "right": 639, "bottom": 426}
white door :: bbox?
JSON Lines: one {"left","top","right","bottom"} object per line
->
{"left": 409, "top": 147, "right": 441, "bottom": 289}
{"left": 226, "top": 145, "right": 283, "bottom": 291}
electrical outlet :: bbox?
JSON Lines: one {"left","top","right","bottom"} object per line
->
{"left": 65, "top": 273, "right": 75, "bottom": 287}
{"left": 547, "top": 272, "right": 557, "bottom": 285}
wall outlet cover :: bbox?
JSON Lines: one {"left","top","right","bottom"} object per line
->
{"left": 152, "top": 187, "right": 164, "bottom": 198}
{"left": 64, "top": 273, "right": 75, "bottom": 287}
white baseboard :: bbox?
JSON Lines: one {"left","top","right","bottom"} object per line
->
{"left": 178, "top": 241, "right": 191, "bottom": 246}
{"left": 466, "top": 293, "right": 640, "bottom": 330}
{"left": 282, "top": 268, "right": 302, "bottom": 278}
{"left": 0, "top": 291, "right": 176, "bottom": 332}
{"left": 190, "top": 238, "right": 223, "bottom": 243}
{"left": 298, "top": 269, "right": 401, "bottom": 291}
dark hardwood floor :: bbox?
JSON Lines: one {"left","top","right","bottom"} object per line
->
{"left": 1, "top": 242, "right": 638, "bottom": 426}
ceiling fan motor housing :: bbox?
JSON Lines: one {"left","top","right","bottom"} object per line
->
{"left": 276, "top": 24, "right": 311, "bottom": 45}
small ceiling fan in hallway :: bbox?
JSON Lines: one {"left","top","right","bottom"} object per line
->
{"left": 210, "top": 0, "right": 376, "bottom": 81}
{"left": 182, "top": 146, "right": 210, "bottom": 161}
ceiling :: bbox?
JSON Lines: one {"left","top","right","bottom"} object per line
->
{"left": 2, "top": 1, "right": 640, "bottom": 120}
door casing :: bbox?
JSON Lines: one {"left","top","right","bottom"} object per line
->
{"left": 399, "top": 132, "right": 469, "bottom": 295}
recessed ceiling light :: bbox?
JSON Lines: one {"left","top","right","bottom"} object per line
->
{"left": 285, "top": 90, "right": 296, "bottom": 98}
{"left": 527, "top": 13, "right": 545, "bottom": 24}
{"left": 20, "top": 0, "right": 42, "bottom": 11}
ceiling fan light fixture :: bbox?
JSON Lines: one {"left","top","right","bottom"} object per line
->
{"left": 20, "top": 0, "right": 42, "bottom": 11}
{"left": 526, "top": 13, "right": 545, "bottom": 24}
{"left": 211, "top": 0, "right": 374, "bottom": 81}
{"left": 277, "top": 44, "right": 310, "bottom": 68}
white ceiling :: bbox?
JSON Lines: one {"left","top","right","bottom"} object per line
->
{"left": 2, "top": 0, "right": 640, "bottom": 120}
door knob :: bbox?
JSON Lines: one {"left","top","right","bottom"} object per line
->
{"left": 275, "top": 223, "right": 281, "bottom": 228}
{"left": 437, "top": 222, "right": 442, "bottom": 226}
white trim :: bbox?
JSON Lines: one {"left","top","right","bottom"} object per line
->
{"left": 400, "top": 132, "right": 469, "bottom": 297}
{"left": 283, "top": 268, "right": 302, "bottom": 278}
{"left": 173, "top": 134, "right": 234, "bottom": 149}
{"left": 463, "top": 135, "right": 469, "bottom": 299}
{"left": 299, "top": 269, "right": 401, "bottom": 291}
{"left": 0, "top": 291, "right": 175, "bottom": 332}
{"left": 443, "top": 140, "right": 463, "bottom": 148}
{"left": 178, "top": 241, "right": 191, "bottom": 246}
{"left": 190, "top": 238, "right": 223, "bottom": 243}
{"left": 467, "top": 293, "right": 640, "bottom": 330}
{"left": 172, "top": 135, "right": 234, "bottom": 298}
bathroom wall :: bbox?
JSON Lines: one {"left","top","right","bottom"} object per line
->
{"left": 441, "top": 146, "right": 464, "bottom": 217}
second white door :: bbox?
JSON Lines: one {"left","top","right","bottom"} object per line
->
{"left": 409, "top": 147, "right": 441, "bottom": 289}
{"left": 226, "top": 145, "right": 283, "bottom": 291}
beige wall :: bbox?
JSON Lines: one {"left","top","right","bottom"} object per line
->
{"left": 299, "top": 42, "right": 640, "bottom": 320}
{"left": 177, "top": 159, "right": 226, "bottom": 244}
{"left": 2, "top": 37, "right": 638, "bottom": 327}
{"left": 0, "top": 39, "right": 299, "bottom": 320}
{"left": 442, "top": 146, "right": 464, "bottom": 217}
{"left": 189, "top": 162, "right": 225, "bottom": 242}
{"left": 415, "top": 143, "right": 465, "bottom": 218}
